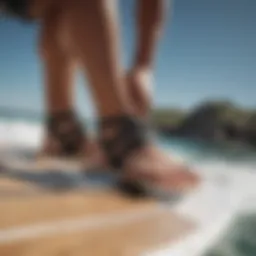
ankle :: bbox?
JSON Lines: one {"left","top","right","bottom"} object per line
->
{"left": 47, "top": 104, "right": 74, "bottom": 115}
{"left": 97, "top": 98, "right": 133, "bottom": 119}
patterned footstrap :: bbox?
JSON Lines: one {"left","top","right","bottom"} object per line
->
{"left": 46, "top": 111, "right": 85, "bottom": 156}
{"left": 99, "top": 116, "right": 150, "bottom": 169}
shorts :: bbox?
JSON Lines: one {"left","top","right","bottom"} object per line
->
{"left": 1, "top": 0, "right": 32, "bottom": 20}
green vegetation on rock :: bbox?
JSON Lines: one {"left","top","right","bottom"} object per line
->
{"left": 153, "top": 101, "right": 256, "bottom": 148}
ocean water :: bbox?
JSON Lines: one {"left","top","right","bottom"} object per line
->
{"left": 0, "top": 115, "right": 256, "bottom": 256}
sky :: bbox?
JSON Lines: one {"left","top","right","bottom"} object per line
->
{"left": 0, "top": 0, "right": 255, "bottom": 117}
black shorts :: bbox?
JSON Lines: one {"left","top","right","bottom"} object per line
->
{"left": 1, "top": 0, "right": 32, "bottom": 19}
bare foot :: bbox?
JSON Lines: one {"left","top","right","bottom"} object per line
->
{"left": 99, "top": 118, "right": 199, "bottom": 195}
{"left": 95, "top": 69, "right": 197, "bottom": 194}
{"left": 122, "top": 144, "right": 199, "bottom": 194}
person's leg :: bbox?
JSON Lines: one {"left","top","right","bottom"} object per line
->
{"left": 39, "top": 7, "right": 75, "bottom": 115}
{"left": 128, "top": 0, "right": 169, "bottom": 117}
{"left": 62, "top": 0, "right": 133, "bottom": 118}
{"left": 36, "top": 0, "right": 167, "bottom": 118}
{"left": 39, "top": 6, "right": 91, "bottom": 158}
{"left": 60, "top": 0, "right": 199, "bottom": 193}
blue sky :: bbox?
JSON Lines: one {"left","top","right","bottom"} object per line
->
{"left": 0, "top": 0, "right": 255, "bottom": 117}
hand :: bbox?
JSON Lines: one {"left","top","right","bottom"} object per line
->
{"left": 126, "top": 66, "right": 154, "bottom": 117}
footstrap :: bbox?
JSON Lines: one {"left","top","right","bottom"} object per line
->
{"left": 99, "top": 116, "right": 150, "bottom": 169}
{"left": 46, "top": 111, "right": 85, "bottom": 156}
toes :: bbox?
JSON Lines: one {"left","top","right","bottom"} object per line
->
{"left": 125, "top": 161, "right": 200, "bottom": 194}
{"left": 168, "top": 165, "right": 199, "bottom": 186}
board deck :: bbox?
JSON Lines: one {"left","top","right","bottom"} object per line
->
{"left": 0, "top": 155, "right": 197, "bottom": 256}
{"left": 0, "top": 147, "right": 252, "bottom": 256}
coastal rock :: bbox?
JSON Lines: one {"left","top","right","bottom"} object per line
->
{"left": 155, "top": 101, "right": 256, "bottom": 149}
{"left": 174, "top": 103, "right": 226, "bottom": 141}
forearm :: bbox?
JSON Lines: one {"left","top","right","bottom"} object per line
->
{"left": 134, "top": 0, "right": 169, "bottom": 69}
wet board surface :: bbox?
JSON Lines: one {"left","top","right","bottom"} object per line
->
{"left": 0, "top": 147, "right": 253, "bottom": 256}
